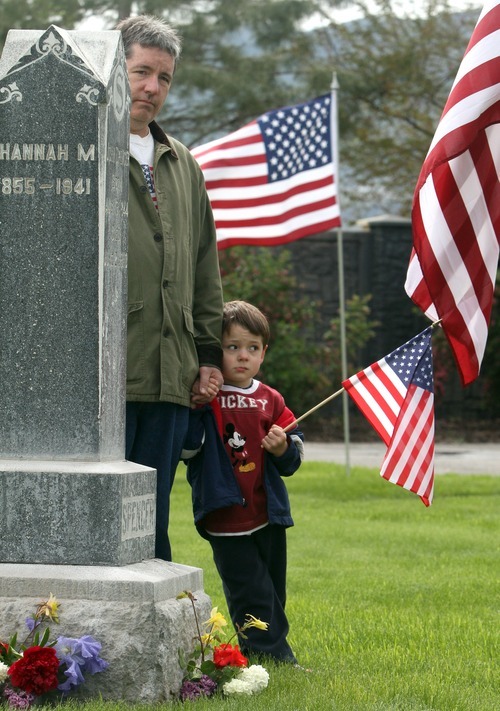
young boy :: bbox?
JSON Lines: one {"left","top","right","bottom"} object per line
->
{"left": 183, "top": 300, "right": 304, "bottom": 664}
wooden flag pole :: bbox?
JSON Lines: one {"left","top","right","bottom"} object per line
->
{"left": 283, "top": 387, "right": 345, "bottom": 433}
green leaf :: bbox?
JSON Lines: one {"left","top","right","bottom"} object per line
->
{"left": 40, "top": 626, "right": 51, "bottom": 647}
{"left": 219, "top": 666, "right": 242, "bottom": 684}
{"left": 200, "top": 660, "right": 216, "bottom": 674}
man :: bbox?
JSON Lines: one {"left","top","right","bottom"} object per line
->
{"left": 117, "top": 15, "right": 224, "bottom": 561}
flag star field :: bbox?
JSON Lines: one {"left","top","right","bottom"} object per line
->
{"left": 259, "top": 98, "right": 332, "bottom": 182}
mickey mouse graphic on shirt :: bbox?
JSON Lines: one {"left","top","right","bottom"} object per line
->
{"left": 223, "top": 423, "right": 256, "bottom": 473}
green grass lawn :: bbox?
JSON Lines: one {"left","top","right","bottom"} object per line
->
{"left": 74, "top": 461, "right": 499, "bottom": 710}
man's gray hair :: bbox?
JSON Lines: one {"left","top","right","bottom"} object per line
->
{"left": 116, "top": 15, "right": 182, "bottom": 65}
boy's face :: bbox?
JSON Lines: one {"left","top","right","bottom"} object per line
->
{"left": 222, "top": 324, "right": 267, "bottom": 388}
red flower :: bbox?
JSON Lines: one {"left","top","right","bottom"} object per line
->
{"left": 0, "top": 642, "right": 9, "bottom": 657}
{"left": 213, "top": 643, "right": 248, "bottom": 669}
{"left": 8, "top": 646, "right": 60, "bottom": 695}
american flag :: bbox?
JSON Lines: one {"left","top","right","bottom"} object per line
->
{"left": 191, "top": 94, "right": 341, "bottom": 248}
{"left": 342, "top": 328, "right": 435, "bottom": 506}
{"left": 405, "top": 0, "right": 500, "bottom": 386}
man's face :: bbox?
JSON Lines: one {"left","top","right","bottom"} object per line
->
{"left": 126, "top": 43, "right": 175, "bottom": 136}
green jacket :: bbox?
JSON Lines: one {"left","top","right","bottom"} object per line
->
{"left": 127, "top": 122, "right": 223, "bottom": 406}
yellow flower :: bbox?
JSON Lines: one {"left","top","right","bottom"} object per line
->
{"left": 244, "top": 614, "right": 269, "bottom": 631}
{"left": 200, "top": 633, "right": 212, "bottom": 647}
{"left": 204, "top": 607, "right": 228, "bottom": 632}
{"left": 36, "top": 593, "right": 60, "bottom": 623}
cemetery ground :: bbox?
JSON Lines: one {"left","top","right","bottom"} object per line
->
{"left": 53, "top": 460, "right": 497, "bottom": 710}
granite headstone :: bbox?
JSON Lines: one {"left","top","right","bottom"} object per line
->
{"left": 0, "top": 25, "right": 155, "bottom": 565}
{"left": 0, "top": 24, "right": 129, "bottom": 460}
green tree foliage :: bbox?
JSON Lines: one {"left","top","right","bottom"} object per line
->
{"left": 153, "top": 0, "right": 322, "bottom": 145}
{"left": 219, "top": 247, "right": 379, "bottom": 425}
{"left": 0, "top": 0, "right": 104, "bottom": 48}
{"left": 323, "top": 293, "right": 380, "bottom": 381}
{"left": 305, "top": 0, "right": 479, "bottom": 218}
{"left": 218, "top": 246, "right": 329, "bottom": 415}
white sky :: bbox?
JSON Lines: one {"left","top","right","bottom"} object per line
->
{"left": 78, "top": 1, "right": 483, "bottom": 31}
{"left": 304, "top": 1, "right": 481, "bottom": 28}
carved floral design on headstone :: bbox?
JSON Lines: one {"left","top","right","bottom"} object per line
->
{"left": 0, "top": 82, "right": 22, "bottom": 103}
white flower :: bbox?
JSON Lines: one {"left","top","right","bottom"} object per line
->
{"left": 241, "top": 664, "right": 270, "bottom": 692}
{"left": 0, "top": 661, "right": 9, "bottom": 683}
{"left": 223, "top": 677, "right": 254, "bottom": 695}
{"left": 222, "top": 664, "right": 269, "bottom": 696}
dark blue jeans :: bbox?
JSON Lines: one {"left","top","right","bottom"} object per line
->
{"left": 126, "top": 401, "right": 189, "bottom": 561}
{"left": 208, "top": 525, "right": 296, "bottom": 663}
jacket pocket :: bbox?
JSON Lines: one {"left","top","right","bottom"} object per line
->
{"left": 127, "top": 301, "right": 146, "bottom": 385}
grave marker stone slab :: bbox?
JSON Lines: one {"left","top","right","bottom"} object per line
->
{"left": 0, "top": 25, "right": 129, "bottom": 460}
{"left": 0, "top": 25, "right": 156, "bottom": 565}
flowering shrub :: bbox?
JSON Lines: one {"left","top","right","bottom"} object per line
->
{"left": 0, "top": 594, "right": 108, "bottom": 708}
{"left": 177, "top": 591, "right": 270, "bottom": 701}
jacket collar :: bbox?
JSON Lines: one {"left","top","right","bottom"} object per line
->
{"left": 149, "top": 121, "right": 179, "bottom": 160}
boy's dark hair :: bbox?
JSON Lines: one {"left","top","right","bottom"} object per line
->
{"left": 223, "top": 301, "right": 271, "bottom": 347}
{"left": 115, "top": 14, "right": 182, "bottom": 65}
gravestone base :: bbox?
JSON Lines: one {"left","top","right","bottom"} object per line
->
{"left": 0, "top": 560, "right": 212, "bottom": 703}
{"left": 0, "top": 460, "right": 156, "bottom": 565}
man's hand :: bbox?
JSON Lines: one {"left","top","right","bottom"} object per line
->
{"left": 190, "top": 366, "right": 223, "bottom": 406}
{"left": 261, "top": 425, "right": 288, "bottom": 457}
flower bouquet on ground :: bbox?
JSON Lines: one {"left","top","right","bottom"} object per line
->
{"left": 177, "top": 591, "right": 270, "bottom": 701}
{"left": 0, "top": 594, "right": 108, "bottom": 708}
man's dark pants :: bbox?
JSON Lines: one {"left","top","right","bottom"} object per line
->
{"left": 126, "top": 401, "right": 189, "bottom": 561}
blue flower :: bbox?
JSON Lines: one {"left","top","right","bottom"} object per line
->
{"left": 24, "top": 618, "right": 35, "bottom": 634}
{"left": 55, "top": 635, "right": 108, "bottom": 692}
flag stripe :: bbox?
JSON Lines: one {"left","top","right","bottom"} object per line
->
{"left": 406, "top": 1, "right": 500, "bottom": 386}
{"left": 213, "top": 206, "right": 340, "bottom": 241}
{"left": 207, "top": 174, "right": 334, "bottom": 209}
{"left": 415, "top": 137, "right": 498, "bottom": 372}
{"left": 425, "top": 77, "right": 500, "bottom": 170}
{"left": 344, "top": 328, "right": 435, "bottom": 505}
{"left": 191, "top": 122, "right": 260, "bottom": 157}
{"left": 381, "top": 386, "right": 434, "bottom": 498}
{"left": 214, "top": 195, "right": 337, "bottom": 228}
{"left": 343, "top": 362, "right": 406, "bottom": 445}
{"left": 192, "top": 94, "right": 341, "bottom": 248}
{"left": 404, "top": 251, "right": 439, "bottom": 319}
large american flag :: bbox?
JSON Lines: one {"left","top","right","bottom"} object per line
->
{"left": 343, "top": 328, "right": 435, "bottom": 506}
{"left": 405, "top": 0, "right": 500, "bottom": 386}
{"left": 191, "top": 94, "right": 342, "bottom": 248}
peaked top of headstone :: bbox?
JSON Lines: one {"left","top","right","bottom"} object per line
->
{"left": 0, "top": 25, "right": 123, "bottom": 84}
